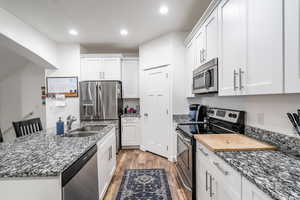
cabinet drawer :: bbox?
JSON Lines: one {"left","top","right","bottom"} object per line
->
{"left": 122, "top": 117, "right": 139, "bottom": 123}
{"left": 211, "top": 154, "right": 242, "bottom": 197}
{"left": 196, "top": 142, "right": 215, "bottom": 158}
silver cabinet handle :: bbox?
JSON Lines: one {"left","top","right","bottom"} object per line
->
{"left": 198, "top": 148, "right": 209, "bottom": 156}
{"left": 233, "top": 69, "right": 238, "bottom": 90}
{"left": 206, "top": 171, "right": 209, "bottom": 192}
{"left": 203, "top": 49, "right": 207, "bottom": 62}
{"left": 144, "top": 113, "right": 148, "bottom": 117}
{"left": 213, "top": 162, "right": 229, "bottom": 175}
{"left": 239, "top": 68, "right": 244, "bottom": 90}
{"left": 200, "top": 49, "right": 203, "bottom": 63}
{"left": 210, "top": 174, "right": 213, "bottom": 197}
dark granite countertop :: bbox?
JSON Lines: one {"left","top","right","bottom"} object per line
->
{"left": 216, "top": 150, "right": 300, "bottom": 200}
{"left": 173, "top": 114, "right": 189, "bottom": 124}
{"left": 0, "top": 125, "right": 114, "bottom": 178}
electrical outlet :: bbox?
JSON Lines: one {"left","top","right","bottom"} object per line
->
{"left": 257, "top": 113, "right": 265, "bottom": 125}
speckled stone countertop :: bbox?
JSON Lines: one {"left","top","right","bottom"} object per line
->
{"left": 0, "top": 125, "right": 114, "bottom": 178}
{"left": 121, "top": 113, "right": 141, "bottom": 118}
{"left": 216, "top": 150, "right": 300, "bottom": 200}
{"left": 204, "top": 125, "right": 300, "bottom": 200}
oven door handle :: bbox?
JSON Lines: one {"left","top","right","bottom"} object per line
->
{"left": 177, "top": 132, "right": 191, "bottom": 144}
{"left": 177, "top": 168, "right": 192, "bottom": 192}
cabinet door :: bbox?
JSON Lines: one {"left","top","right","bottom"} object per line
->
{"left": 218, "top": 0, "right": 247, "bottom": 96}
{"left": 101, "top": 58, "right": 121, "bottom": 80}
{"left": 122, "top": 124, "right": 138, "bottom": 146}
{"left": 81, "top": 58, "right": 103, "bottom": 81}
{"left": 242, "top": 178, "right": 272, "bottom": 200}
{"left": 196, "top": 147, "right": 211, "bottom": 200}
{"left": 285, "top": 0, "right": 300, "bottom": 93}
{"left": 245, "top": 0, "right": 283, "bottom": 95}
{"left": 195, "top": 28, "right": 206, "bottom": 67}
{"left": 122, "top": 59, "right": 139, "bottom": 98}
{"left": 185, "top": 41, "right": 195, "bottom": 98}
{"left": 204, "top": 9, "right": 218, "bottom": 62}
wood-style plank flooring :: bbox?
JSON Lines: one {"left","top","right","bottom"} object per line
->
{"left": 103, "top": 149, "right": 187, "bottom": 200}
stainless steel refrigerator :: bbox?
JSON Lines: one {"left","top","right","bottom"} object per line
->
{"left": 79, "top": 81, "right": 123, "bottom": 151}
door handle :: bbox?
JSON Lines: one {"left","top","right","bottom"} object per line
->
{"left": 233, "top": 69, "right": 238, "bottom": 91}
{"left": 239, "top": 68, "right": 244, "bottom": 90}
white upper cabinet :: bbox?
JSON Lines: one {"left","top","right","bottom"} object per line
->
{"left": 185, "top": 41, "right": 195, "bottom": 98}
{"left": 218, "top": 0, "right": 283, "bottom": 96}
{"left": 80, "top": 58, "right": 102, "bottom": 81}
{"left": 245, "top": 0, "right": 283, "bottom": 95}
{"left": 122, "top": 58, "right": 139, "bottom": 98}
{"left": 195, "top": 27, "right": 206, "bottom": 67}
{"left": 204, "top": 9, "right": 219, "bottom": 62}
{"left": 80, "top": 56, "right": 122, "bottom": 81}
{"left": 101, "top": 58, "right": 121, "bottom": 81}
{"left": 218, "top": 0, "right": 246, "bottom": 96}
{"left": 285, "top": 0, "right": 300, "bottom": 93}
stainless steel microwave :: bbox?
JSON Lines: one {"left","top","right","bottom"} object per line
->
{"left": 193, "top": 58, "right": 218, "bottom": 94}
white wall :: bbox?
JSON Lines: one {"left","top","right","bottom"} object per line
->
{"left": 45, "top": 44, "right": 80, "bottom": 129}
{"left": 0, "top": 63, "right": 45, "bottom": 141}
{"left": 0, "top": 8, "right": 57, "bottom": 69}
{"left": 171, "top": 32, "right": 189, "bottom": 115}
{"left": 188, "top": 94, "right": 300, "bottom": 136}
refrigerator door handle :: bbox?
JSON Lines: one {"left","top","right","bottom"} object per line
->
{"left": 97, "top": 83, "right": 105, "bottom": 119}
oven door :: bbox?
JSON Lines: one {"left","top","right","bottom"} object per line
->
{"left": 176, "top": 130, "right": 192, "bottom": 199}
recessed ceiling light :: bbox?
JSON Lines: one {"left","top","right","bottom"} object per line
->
{"left": 69, "top": 29, "right": 78, "bottom": 36}
{"left": 159, "top": 5, "right": 169, "bottom": 15}
{"left": 120, "top": 29, "right": 128, "bottom": 36}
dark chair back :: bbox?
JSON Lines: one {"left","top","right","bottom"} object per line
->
{"left": 13, "top": 118, "right": 43, "bottom": 138}
{"left": 0, "top": 129, "right": 3, "bottom": 143}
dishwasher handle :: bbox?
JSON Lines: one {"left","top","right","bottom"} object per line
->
{"left": 62, "top": 145, "right": 97, "bottom": 187}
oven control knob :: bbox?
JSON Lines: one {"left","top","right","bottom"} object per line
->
{"left": 228, "top": 113, "right": 237, "bottom": 118}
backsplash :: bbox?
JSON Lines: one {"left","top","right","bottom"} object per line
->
{"left": 245, "top": 126, "right": 300, "bottom": 158}
{"left": 188, "top": 93, "right": 300, "bottom": 136}
{"left": 123, "top": 98, "right": 140, "bottom": 113}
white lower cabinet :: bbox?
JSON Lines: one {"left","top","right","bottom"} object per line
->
{"left": 196, "top": 142, "right": 241, "bottom": 200}
{"left": 242, "top": 178, "right": 272, "bottom": 200}
{"left": 97, "top": 128, "right": 116, "bottom": 200}
{"left": 121, "top": 117, "right": 140, "bottom": 147}
{"left": 196, "top": 141, "right": 274, "bottom": 200}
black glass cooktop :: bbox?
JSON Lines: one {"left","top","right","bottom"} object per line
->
{"left": 177, "top": 123, "right": 214, "bottom": 137}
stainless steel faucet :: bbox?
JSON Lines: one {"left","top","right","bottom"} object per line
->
{"left": 66, "top": 115, "right": 77, "bottom": 132}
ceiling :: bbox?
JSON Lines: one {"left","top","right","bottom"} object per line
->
{"left": 0, "top": 44, "right": 29, "bottom": 81}
{"left": 0, "top": 0, "right": 212, "bottom": 52}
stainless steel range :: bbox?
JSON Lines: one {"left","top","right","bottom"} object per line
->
{"left": 175, "top": 107, "right": 245, "bottom": 200}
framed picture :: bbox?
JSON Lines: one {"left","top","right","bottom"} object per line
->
{"left": 46, "top": 76, "right": 78, "bottom": 97}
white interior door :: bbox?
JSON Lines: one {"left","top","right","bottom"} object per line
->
{"left": 143, "top": 66, "right": 170, "bottom": 158}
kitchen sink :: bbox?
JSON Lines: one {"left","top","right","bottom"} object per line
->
{"left": 63, "top": 131, "right": 99, "bottom": 137}
{"left": 63, "top": 125, "right": 107, "bottom": 137}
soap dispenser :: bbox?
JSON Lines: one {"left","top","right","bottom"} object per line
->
{"left": 56, "top": 117, "right": 64, "bottom": 135}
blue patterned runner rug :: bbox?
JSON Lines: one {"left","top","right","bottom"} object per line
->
{"left": 116, "top": 169, "right": 172, "bottom": 200}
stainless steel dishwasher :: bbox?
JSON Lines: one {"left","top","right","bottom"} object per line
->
{"left": 62, "top": 145, "right": 98, "bottom": 200}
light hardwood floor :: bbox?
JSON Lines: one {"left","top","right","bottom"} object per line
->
{"left": 103, "top": 149, "right": 187, "bottom": 200}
